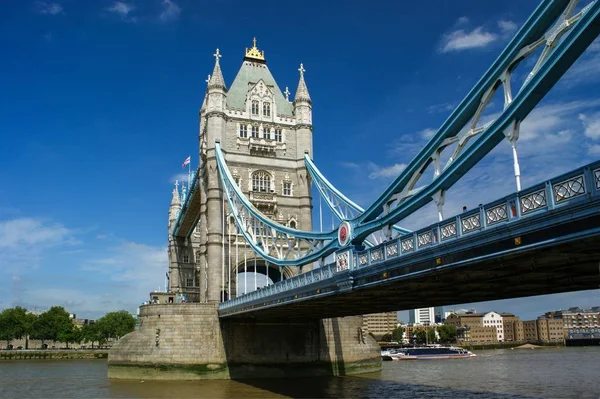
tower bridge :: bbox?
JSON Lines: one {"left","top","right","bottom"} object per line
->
{"left": 109, "top": 0, "right": 600, "bottom": 380}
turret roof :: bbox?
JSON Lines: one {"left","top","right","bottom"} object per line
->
{"left": 226, "top": 40, "right": 293, "bottom": 116}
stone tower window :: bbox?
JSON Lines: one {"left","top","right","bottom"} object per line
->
{"left": 275, "top": 128, "right": 282, "bottom": 142}
{"left": 283, "top": 182, "right": 292, "bottom": 196}
{"left": 239, "top": 124, "right": 247, "bottom": 138}
{"left": 251, "top": 100, "right": 259, "bottom": 115}
{"left": 251, "top": 125, "right": 259, "bottom": 138}
{"left": 183, "top": 255, "right": 189, "bottom": 263}
{"left": 263, "top": 126, "right": 270, "bottom": 139}
{"left": 263, "top": 102, "right": 271, "bottom": 117}
{"left": 186, "top": 278, "right": 194, "bottom": 287}
{"left": 289, "top": 220, "right": 297, "bottom": 229}
{"left": 252, "top": 170, "right": 271, "bottom": 192}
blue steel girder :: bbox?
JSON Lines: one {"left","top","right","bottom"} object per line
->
{"left": 304, "top": 155, "right": 411, "bottom": 246}
{"left": 353, "top": 0, "right": 600, "bottom": 241}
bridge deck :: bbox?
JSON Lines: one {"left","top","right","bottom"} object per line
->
{"left": 220, "top": 195, "right": 600, "bottom": 320}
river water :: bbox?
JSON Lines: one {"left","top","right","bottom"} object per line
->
{"left": 0, "top": 347, "right": 598, "bottom": 398}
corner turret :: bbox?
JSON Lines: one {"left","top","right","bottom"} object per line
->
{"left": 168, "top": 180, "right": 182, "bottom": 234}
{"left": 293, "top": 63, "right": 313, "bottom": 158}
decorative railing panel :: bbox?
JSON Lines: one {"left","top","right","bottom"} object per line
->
{"left": 486, "top": 204, "right": 508, "bottom": 225}
{"left": 386, "top": 242, "right": 399, "bottom": 258}
{"left": 553, "top": 175, "right": 585, "bottom": 203}
{"left": 418, "top": 231, "right": 432, "bottom": 248}
{"left": 440, "top": 222, "right": 457, "bottom": 240}
{"left": 520, "top": 188, "right": 547, "bottom": 214}
{"left": 595, "top": 168, "right": 600, "bottom": 189}
{"left": 401, "top": 237, "right": 414, "bottom": 253}
{"left": 461, "top": 213, "right": 481, "bottom": 233}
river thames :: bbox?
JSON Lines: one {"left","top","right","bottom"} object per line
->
{"left": 0, "top": 347, "right": 598, "bottom": 398}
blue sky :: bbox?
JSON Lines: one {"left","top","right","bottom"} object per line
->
{"left": 1, "top": 0, "right": 599, "bottom": 320}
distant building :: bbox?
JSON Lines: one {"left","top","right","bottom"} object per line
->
{"left": 560, "top": 307, "right": 600, "bottom": 345}
{"left": 434, "top": 306, "right": 444, "bottom": 323}
{"left": 363, "top": 312, "right": 398, "bottom": 337}
{"left": 446, "top": 311, "right": 520, "bottom": 344}
{"left": 409, "top": 307, "right": 435, "bottom": 325}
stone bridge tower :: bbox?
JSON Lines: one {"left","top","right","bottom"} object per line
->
{"left": 110, "top": 40, "right": 381, "bottom": 380}
{"left": 168, "top": 39, "right": 314, "bottom": 303}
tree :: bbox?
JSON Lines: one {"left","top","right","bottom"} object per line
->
{"left": 427, "top": 327, "right": 437, "bottom": 344}
{"left": 437, "top": 325, "right": 457, "bottom": 343}
{"left": 81, "top": 323, "right": 102, "bottom": 348}
{"left": 380, "top": 333, "right": 393, "bottom": 342}
{"left": 30, "top": 306, "right": 72, "bottom": 347}
{"left": 0, "top": 307, "right": 31, "bottom": 348}
{"left": 95, "top": 311, "right": 136, "bottom": 341}
{"left": 392, "top": 326, "right": 404, "bottom": 343}
{"left": 413, "top": 328, "right": 427, "bottom": 344}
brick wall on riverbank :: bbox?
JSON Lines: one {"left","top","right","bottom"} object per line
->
{"left": 0, "top": 350, "right": 108, "bottom": 360}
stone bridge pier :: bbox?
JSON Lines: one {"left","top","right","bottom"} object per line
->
{"left": 107, "top": 303, "right": 381, "bottom": 380}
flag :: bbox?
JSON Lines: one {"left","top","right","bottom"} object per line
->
{"left": 165, "top": 272, "right": 170, "bottom": 281}
{"left": 182, "top": 156, "right": 190, "bottom": 168}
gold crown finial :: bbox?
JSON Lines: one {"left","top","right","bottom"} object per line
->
{"left": 245, "top": 37, "right": 265, "bottom": 62}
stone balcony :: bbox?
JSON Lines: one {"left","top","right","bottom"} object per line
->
{"left": 249, "top": 190, "right": 277, "bottom": 215}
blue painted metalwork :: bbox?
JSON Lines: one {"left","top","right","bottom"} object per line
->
{"left": 304, "top": 154, "right": 411, "bottom": 243}
{"left": 219, "top": 162, "right": 600, "bottom": 313}
{"left": 176, "top": 0, "right": 600, "bottom": 269}
{"left": 214, "top": 0, "right": 600, "bottom": 267}
{"left": 172, "top": 167, "right": 200, "bottom": 237}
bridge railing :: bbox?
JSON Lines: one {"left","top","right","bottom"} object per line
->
{"left": 219, "top": 162, "right": 600, "bottom": 311}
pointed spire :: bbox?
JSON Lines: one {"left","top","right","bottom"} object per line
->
{"left": 208, "top": 48, "right": 226, "bottom": 90}
{"left": 171, "top": 180, "right": 181, "bottom": 207}
{"left": 294, "top": 63, "right": 311, "bottom": 103}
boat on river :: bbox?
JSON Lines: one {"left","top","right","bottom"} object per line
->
{"left": 382, "top": 345, "right": 475, "bottom": 360}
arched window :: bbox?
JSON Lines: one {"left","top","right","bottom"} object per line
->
{"left": 289, "top": 220, "right": 297, "bottom": 229}
{"left": 263, "top": 125, "right": 270, "bottom": 139}
{"left": 263, "top": 102, "right": 271, "bottom": 117}
{"left": 251, "top": 100, "right": 259, "bottom": 115}
{"left": 252, "top": 171, "right": 271, "bottom": 192}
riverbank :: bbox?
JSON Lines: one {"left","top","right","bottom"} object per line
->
{"left": 459, "top": 342, "right": 563, "bottom": 350}
{"left": 0, "top": 350, "right": 108, "bottom": 360}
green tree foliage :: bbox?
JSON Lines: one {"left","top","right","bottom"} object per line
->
{"left": 95, "top": 311, "right": 136, "bottom": 341}
{"left": 413, "top": 328, "right": 427, "bottom": 344}
{"left": 29, "top": 306, "right": 72, "bottom": 347}
{"left": 392, "top": 326, "right": 404, "bottom": 343}
{"left": 1, "top": 306, "right": 135, "bottom": 349}
{"left": 380, "top": 333, "right": 393, "bottom": 342}
{"left": 437, "top": 325, "right": 457, "bottom": 343}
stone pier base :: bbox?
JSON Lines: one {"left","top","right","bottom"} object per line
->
{"left": 108, "top": 303, "right": 381, "bottom": 380}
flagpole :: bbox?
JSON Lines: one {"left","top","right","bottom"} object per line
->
{"left": 188, "top": 155, "right": 191, "bottom": 189}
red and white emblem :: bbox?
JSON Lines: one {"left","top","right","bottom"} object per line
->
{"left": 338, "top": 221, "right": 352, "bottom": 247}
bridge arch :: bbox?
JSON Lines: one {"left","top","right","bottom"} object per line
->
{"left": 233, "top": 258, "right": 294, "bottom": 296}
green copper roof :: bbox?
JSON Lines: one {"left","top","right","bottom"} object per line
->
{"left": 226, "top": 60, "right": 294, "bottom": 117}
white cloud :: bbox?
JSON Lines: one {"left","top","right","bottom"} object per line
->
{"left": 440, "top": 27, "right": 497, "bottom": 53}
{"left": 34, "top": 1, "right": 63, "bottom": 15}
{"left": 170, "top": 172, "right": 190, "bottom": 185}
{"left": 159, "top": 0, "right": 181, "bottom": 22}
{"left": 107, "top": 2, "right": 135, "bottom": 17}
{"left": 427, "top": 103, "right": 455, "bottom": 114}
{"left": 0, "top": 217, "right": 74, "bottom": 249}
{"left": 368, "top": 163, "right": 407, "bottom": 179}
{"left": 419, "top": 128, "right": 437, "bottom": 140}
{"left": 578, "top": 113, "right": 600, "bottom": 140}
{"left": 588, "top": 144, "right": 600, "bottom": 155}
{"left": 498, "top": 20, "right": 518, "bottom": 34}
{"left": 456, "top": 16, "right": 469, "bottom": 26}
